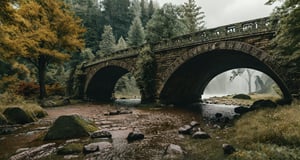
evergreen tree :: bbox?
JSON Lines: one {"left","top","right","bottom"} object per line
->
{"left": 0, "top": 0, "right": 85, "bottom": 99}
{"left": 98, "top": 25, "right": 116, "bottom": 56}
{"left": 140, "top": 0, "right": 149, "bottom": 26}
{"left": 128, "top": 16, "right": 145, "bottom": 47}
{"left": 181, "top": 0, "right": 205, "bottom": 33}
{"left": 266, "top": 0, "right": 300, "bottom": 64}
{"left": 148, "top": 0, "right": 155, "bottom": 19}
{"left": 102, "top": 0, "right": 132, "bottom": 39}
{"left": 145, "top": 3, "right": 188, "bottom": 43}
{"left": 116, "top": 36, "right": 128, "bottom": 50}
{"left": 131, "top": 0, "right": 141, "bottom": 17}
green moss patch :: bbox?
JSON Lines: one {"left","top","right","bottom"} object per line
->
{"left": 3, "top": 107, "right": 36, "bottom": 124}
{"left": 57, "top": 143, "right": 83, "bottom": 155}
{"left": 44, "top": 115, "right": 98, "bottom": 140}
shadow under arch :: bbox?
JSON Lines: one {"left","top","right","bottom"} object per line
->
{"left": 159, "top": 49, "right": 292, "bottom": 105}
{"left": 85, "top": 66, "right": 130, "bottom": 101}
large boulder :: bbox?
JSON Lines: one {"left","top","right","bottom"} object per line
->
{"left": 3, "top": 107, "right": 36, "bottom": 124}
{"left": 44, "top": 115, "right": 98, "bottom": 140}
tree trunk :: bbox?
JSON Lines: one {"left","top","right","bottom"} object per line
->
{"left": 247, "top": 69, "right": 252, "bottom": 94}
{"left": 38, "top": 56, "right": 47, "bottom": 99}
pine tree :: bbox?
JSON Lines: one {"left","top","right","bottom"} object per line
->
{"left": 128, "top": 16, "right": 145, "bottom": 47}
{"left": 148, "top": 0, "right": 155, "bottom": 19}
{"left": 181, "top": 0, "right": 205, "bottom": 33}
{"left": 146, "top": 3, "right": 188, "bottom": 43}
{"left": 98, "top": 25, "right": 116, "bottom": 56}
{"left": 116, "top": 36, "right": 128, "bottom": 50}
{"left": 140, "top": 0, "right": 149, "bottom": 26}
{"left": 0, "top": 0, "right": 85, "bottom": 99}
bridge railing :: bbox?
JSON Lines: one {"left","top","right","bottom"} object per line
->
{"left": 152, "top": 17, "right": 276, "bottom": 51}
{"left": 84, "top": 17, "right": 276, "bottom": 68}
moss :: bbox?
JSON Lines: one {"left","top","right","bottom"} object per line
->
{"left": 57, "top": 143, "right": 83, "bottom": 155}
{"left": 44, "top": 114, "right": 98, "bottom": 140}
{"left": 3, "top": 107, "right": 36, "bottom": 124}
{"left": 232, "top": 94, "right": 251, "bottom": 100}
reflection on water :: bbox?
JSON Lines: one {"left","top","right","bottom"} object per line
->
{"left": 200, "top": 103, "right": 238, "bottom": 119}
{"left": 115, "top": 99, "right": 239, "bottom": 119}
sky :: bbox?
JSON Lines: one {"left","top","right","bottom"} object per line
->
{"left": 157, "top": 0, "right": 279, "bottom": 28}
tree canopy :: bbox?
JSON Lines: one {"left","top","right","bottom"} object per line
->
{"left": 0, "top": 0, "right": 85, "bottom": 98}
{"left": 266, "top": 0, "right": 300, "bottom": 64}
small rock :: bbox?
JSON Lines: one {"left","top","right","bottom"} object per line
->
{"left": 103, "top": 112, "right": 110, "bottom": 116}
{"left": 178, "top": 125, "right": 192, "bottom": 135}
{"left": 190, "top": 121, "right": 200, "bottom": 127}
{"left": 16, "top": 148, "right": 29, "bottom": 154}
{"left": 192, "top": 131, "right": 210, "bottom": 139}
{"left": 100, "top": 121, "right": 113, "bottom": 125}
{"left": 83, "top": 142, "right": 112, "bottom": 155}
{"left": 35, "top": 127, "right": 48, "bottom": 131}
{"left": 9, "top": 143, "right": 56, "bottom": 160}
{"left": 215, "top": 113, "right": 223, "bottom": 118}
{"left": 164, "top": 144, "right": 184, "bottom": 159}
{"left": 66, "top": 139, "right": 80, "bottom": 144}
{"left": 91, "top": 130, "right": 112, "bottom": 139}
{"left": 64, "top": 155, "right": 79, "bottom": 159}
{"left": 127, "top": 130, "right": 144, "bottom": 142}
{"left": 119, "top": 110, "right": 133, "bottom": 114}
{"left": 233, "top": 94, "right": 251, "bottom": 100}
{"left": 109, "top": 110, "right": 120, "bottom": 115}
{"left": 222, "top": 144, "right": 236, "bottom": 155}
{"left": 234, "top": 106, "right": 251, "bottom": 114}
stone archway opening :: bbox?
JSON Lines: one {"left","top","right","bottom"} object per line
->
{"left": 159, "top": 49, "right": 291, "bottom": 105}
{"left": 114, "top": 73, "right": 140, "bottom": 100}
{"left": 202, "top": 68, "right": 283, "bottom": 100}
{"left": 85, "top": 66, "right": 131, "bottom": 102}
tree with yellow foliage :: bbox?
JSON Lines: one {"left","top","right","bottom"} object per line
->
{"left": 0, "top": 0, "right": 85, "bottom": 99}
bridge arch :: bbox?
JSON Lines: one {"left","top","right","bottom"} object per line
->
{"left": 84, "top": 60, "right": 136, "bottom": 101}
{"left": 159, "top": 41, "right": 292, "bottom": 104}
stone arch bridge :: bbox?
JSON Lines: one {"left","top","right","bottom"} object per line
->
{"left": 77, "top": 17, "right": 299, "bottom": 105}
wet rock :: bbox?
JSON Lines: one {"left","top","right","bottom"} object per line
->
{"left": 83, "top": 142, "right": 112, "bottom": 155}
{"left": 178, "top": 125, "right": 192, "bottom": 135}
{"left": 251, "top": 100, "right": 277, "bottom": 110}
{"left": 103, "top": 112, "right": 110, "bottom": 116}
{"left": 41, "top": 96, "right": 70, "bottom": 107}
{"left": 164, "top": 144, "right": 184, "bottom": 159}
{"left": 91, "top": 130, "right": 112, "bottom": 139}
{"left": 119, "top": 110, "right": 133, "bottom": 114}
{"left": 44, "top": 115, "right": 98, "bottom": 140}
{"left": 192, "top": 131, "right": 211, "bottom": 139}
{"left": 190, "top": 121, "right": 200, "bottom": 127}
{"left": 190, "top": 127, "right": 202, "bottom": 135}
{"left": 64, "top": 155, "right": 79, "bottom": 159}
{"left": 234, "top": 106, "right": 251, "bottom": 114}
{"left": 127, "top": 130, "right": 144, "bottom": 142}
{"left": 109, "top": 110, "right": 120, "bottom": 115}
{"left": 222, "top": 144, "right": 236, "bottom": 155}
{"left": 9, "top": 143, "right": 56, "bottom": 160}
{"left": 3, "top": 107, "right": 36, "bottom": 124}
{"left": 233, "top": 94, "right": 251, "bottom": 100}
{"left": 16, "top": 148, "right": 29, "bottom": 154}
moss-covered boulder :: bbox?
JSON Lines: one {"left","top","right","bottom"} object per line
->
{"left": 44, "top": 115, "right": 98, "bottom": 140}
{"left": 232, "top": 94, "right": 251, "bottom": 100}
{"left": 3, "top": 107, "right": 36, "bottom": 124}
{"left": 0, "top": 113, "right": 8, "bottom": 125}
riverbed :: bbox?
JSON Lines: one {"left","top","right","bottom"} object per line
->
{"left": 0, "top": 102, "right": 238, "bottom": 160}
